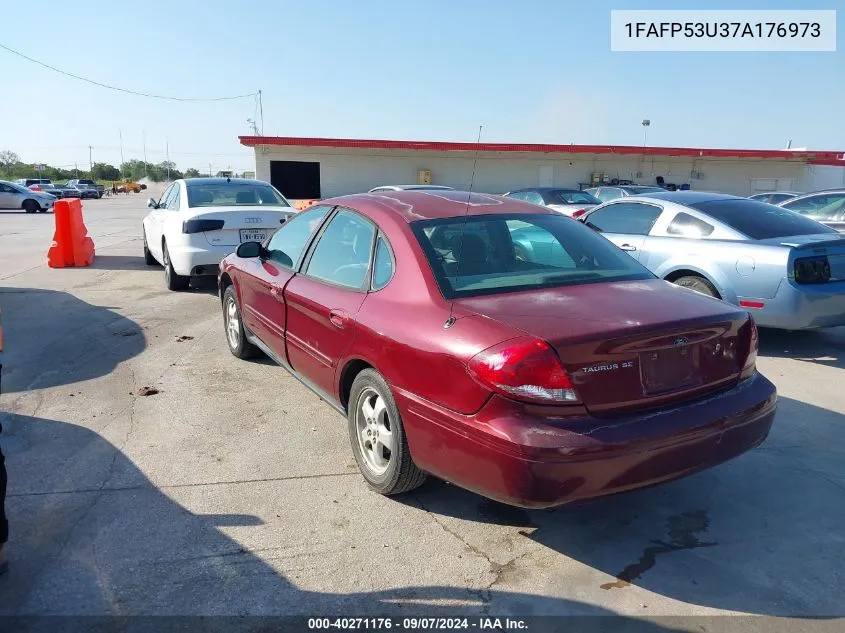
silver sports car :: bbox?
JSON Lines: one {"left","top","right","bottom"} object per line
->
{"left": 579, "top": 191, "right": 845, "bottom": 330}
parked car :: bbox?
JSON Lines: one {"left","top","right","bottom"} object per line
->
{"left": 217, "top": 190, "right": 775, "bottom": 508}
{"left": 503, "top": 187, "right": 601, "bottom": 218}
{"left": 368, "top": 185, "right": 454, "bottom": 193}
{"left": 777, "top": 190, "right": 845, "bottom": 232}
{"left": 57, "top": 184, "right": 82, "bottom": 199}
{"left": 585, "top": 185, "right": 666, "bottom": 203}
{"left": 67, "top": 179, "right": 105, "bottom": 198}
{"left": 749, "top": 191, "right": 801, "bottom": 205}
{"left": 0, "top": 180, "right": 56, "bottom": 213}
{"left": 61, "top": 182, "right": 98, "bottom": 200}
{"left": 16, "top": 179, "right": 67, "bottom": 198}
{"left": 143, "top": 178, "right": 295, "bottom": 290}
{"left": 579, "top": 191, "right": 845, "bottom": 330}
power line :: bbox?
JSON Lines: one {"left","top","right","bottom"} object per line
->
{"left": 0, "top": 42, "right": 257, "bottom": 102}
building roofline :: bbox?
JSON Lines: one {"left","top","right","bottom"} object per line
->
{"left": 239, "top": 135, "right": 845, "bottom": 162}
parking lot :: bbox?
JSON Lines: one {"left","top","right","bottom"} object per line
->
{"left": 1, "top": 194, "right": 844, "bottom": 621}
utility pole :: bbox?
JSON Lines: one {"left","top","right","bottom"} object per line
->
{"left": 209, "top": 162, "right": 212, "bottom": 178}
{"left": 166, "top": 141, "right": 171, "bottom": 181}
{"left": 258, "top": 89, "right": 264, "bottom": 135}
{"left": 74, "top": 162, "right": 78, "bottom": 178}
{"left": 89, "top": 145, "right": 93, "bottom": 176}
{"left": 143, "top": 131, "right": 148, "bottom": 179}
{"left": 119, "top": 129, "right": 125, "bottom": 173}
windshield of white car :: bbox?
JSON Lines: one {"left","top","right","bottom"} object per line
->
{"left": 186, "top": 183, "right": 290, "bottom": 208}
{"left": 689, "top": 199, "right": 838, "bottom": 239}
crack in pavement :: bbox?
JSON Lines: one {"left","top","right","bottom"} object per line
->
{"left": 7, "top": 471, "right": 360, "bottom": 498}
{"left": 412, "top": 494, "right": 537, "bottom": 614}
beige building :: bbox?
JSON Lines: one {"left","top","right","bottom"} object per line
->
{"left": 240, "top": 136, "right": 845, "bottom": 200}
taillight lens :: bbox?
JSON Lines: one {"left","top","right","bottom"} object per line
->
{"left": 794, "top": 255, "right": 831, "bottom": 284}
{"left": 740, "top": 316, "right": 758, "bottom": 379}
{"left": 183, "top": 219, "right": 225, "bottom": 233}
{"left": 467, "top": 337, "right": 579, "bottom": 404}
{"left": 30, "top": 185, "right": 42, "bottom": 191}
{"left": 571, "top": 208, "right": 587, "bottom": 218}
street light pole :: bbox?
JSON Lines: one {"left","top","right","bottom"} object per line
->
{"left": 89, "top": 145, "right": 93, "bottom": 176}
{"left": 642, "top": 119, "right": 651, "bottom": 147}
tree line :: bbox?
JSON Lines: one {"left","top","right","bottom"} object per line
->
{"left": 0, "top": 150, "right": 209, "bottom": 183}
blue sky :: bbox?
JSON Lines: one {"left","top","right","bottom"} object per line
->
{"left": 0, "top": 0, "right": 841, "bottom": 171}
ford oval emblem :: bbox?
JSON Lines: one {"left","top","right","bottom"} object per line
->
{"left": 673, "top": 337, "right": 689, "bottom": 346}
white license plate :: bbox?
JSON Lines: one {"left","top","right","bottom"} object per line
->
{"left": 239, "top": 229, "right": 267, "bottom": 243}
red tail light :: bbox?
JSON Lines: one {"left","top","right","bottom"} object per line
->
{"left": 571, "top": 209, "right": 587, "bottom": 218}
{"left": 29, "top": 185, "right": 42, "bottom": 191}
{"left": 467, "top": 337, "right": 579, "bottom": 404}
{"left": 740, "top": 316, "right": 758, "bottom": 379}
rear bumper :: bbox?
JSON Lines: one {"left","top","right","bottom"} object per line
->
{"left": 744, "top": 278, "right": 845, "bottom": 329}
{"left": 396, "top": 372, "right": 777, "bottom": 508}
{"left": 166, "top": 243, "right": 235, "bottom": 276}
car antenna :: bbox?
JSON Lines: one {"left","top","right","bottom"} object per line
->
{"left": 445, "top": 124, "right": 483, "bottom": 329}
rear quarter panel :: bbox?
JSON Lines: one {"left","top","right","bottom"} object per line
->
{"left": 641, "top": 237, "right": 789, "bottom": 301}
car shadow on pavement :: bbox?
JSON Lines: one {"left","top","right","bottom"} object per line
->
{"left": 758, "top": 327, "right": 845, "bottom": 370}
{"left": 0, "top": 411, "right": 695, "bottom": 630}
{"left": 0, "top": 287, "right": 145, "bottom": 394}
{"left": 85, "top": 255, "right": 157, "bottom": 272}
{"left": 405, "top": 395, "right": 845, "bottom": 617}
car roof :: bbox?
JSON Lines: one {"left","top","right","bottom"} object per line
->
{"left": 327, "top": 190, "right": 556, "bottom": 223}
{"left": 183, "top": 177, "right": 270, "bottom": 187}
{"left": 370, "top": 185, "right": 454, "bottom": 190}
{"left": 509, "top": 187, "right": 583, "bottom": 193}
{"left": 789, "top": 189, "right": 845, "bottom": 197}
{"left": 632, "top": 191, "right": 745, "bottom": 204}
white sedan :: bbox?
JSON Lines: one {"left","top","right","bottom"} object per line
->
{"left": 142, "top": 178, "right": 295, "bottom": 290}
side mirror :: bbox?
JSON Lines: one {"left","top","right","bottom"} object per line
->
{"left": 236, "top": 241, "right": 263, "bottom": 258}
{"left": 146, "top": 198, "right": 158, "bottom": 208}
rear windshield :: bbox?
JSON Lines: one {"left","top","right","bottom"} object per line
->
{"left": 689, "top": 199, "right": 837, "bottom": 240}
{"left": 624, "top": 186, "right": 665, "bottom": 194}
{"left": 547, "top": 190, "right": 601, "bottom": 205}
{"left": 412, "top": 213, "right": 653, "bottom": 299}
{"left": 186, "top": 183, "right": 290, "bottom": 208}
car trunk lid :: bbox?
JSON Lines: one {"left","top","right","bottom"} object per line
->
{"left": 454, "top": 279, "right": 751, "bottom": 415}
{"left": 187, "top": 207, "right": 293, "bottom": 246}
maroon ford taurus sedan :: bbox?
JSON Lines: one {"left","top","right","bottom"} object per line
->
{"left": 218, "top": 191, "right": 777, "bottom": 508}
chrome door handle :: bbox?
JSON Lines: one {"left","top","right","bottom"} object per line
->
{"left": 269, "top": 284, "right": 283, "bottom": 297}
{"left": 620, "top": 244, "right": 637, "bottom": 252}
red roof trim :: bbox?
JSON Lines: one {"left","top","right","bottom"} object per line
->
{"left": 239, "top": 136, "right": 845, "bottom": 161}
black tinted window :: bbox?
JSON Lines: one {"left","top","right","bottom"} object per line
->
{"left": 666, "top": 212, "right": 714, "bottom": 237}
{"left": 306, "top": 210, "right": 375, "bottom": 289}
{"left": 266, "top": 205, "right": 330, "bottom": 268}
{"left": 585, "top": 203, "right": 662, "bottom": 235}
{"left": 413, "top": 214, "right": 652, "bottom": 299}
{"left": 690, "top": 199, "right": 836, "bottom": 239}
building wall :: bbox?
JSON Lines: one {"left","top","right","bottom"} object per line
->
{"left": 800, "top": 165, "right": 845, "bottom": 191}
{"left": 254, "top": 146, "right": 813, "bottom": 198}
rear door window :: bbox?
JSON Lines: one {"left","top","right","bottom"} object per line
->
{"left": 584, "top": 202, "right": 662, "bottom": 235}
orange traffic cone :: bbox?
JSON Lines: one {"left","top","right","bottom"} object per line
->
{"left": 47, "top": 199, "right": 95, "bottom": 268}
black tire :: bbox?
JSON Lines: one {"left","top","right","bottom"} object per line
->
{"left": 672, "top": 275, "right": 720, "bottom": 299}
{"left": 142, "top": 228, "right": 157, "bottom": 266}
{"left": 23, "top": 199, "right": 39, "bottom": 214}
{"left": 222, "top": 285, "right": 260, "bottom": 359}
{"left": 162, "top": 241, "right": 189, "bottom": 291}
{"left": 348, "top": 369, "right": 427, "bottom": 496}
